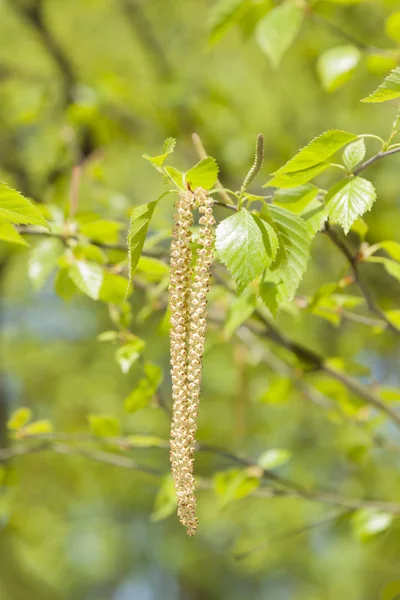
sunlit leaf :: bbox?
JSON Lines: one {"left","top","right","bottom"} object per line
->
{"left": 0, "top": 223, "right": 29, "bottom": 246}
{"left": 216, "top": 209, "right": 279, "bottom": 293}
{"left": 127, "top": 201, "right": 158, "bottom": 286}
{"left": 342, "top": 138, "right": 366, "bottom": 172}
{"left": 7, "top": 408, "right": 32, "bottom": 431}
{"left": 88, "top": 414, "right": 121, "bottom": 437}
{"left": 352, "top": 509, "right": 393, "bottom": 540}
{"left": 68, "top": 260, "right": 104, "bottom": 300}
{"left": 0, "top": 183, "right": 50, "bottom": 229}
{"left": 385, "top": 11, "right": 400, "bottom": 44}
{"left": 214, "top": 468, "right": 260, "bottom": 507}
{"left": 115, "top": 339, "right": 145, "bottom": 374}
{"left": 257, "top": 448, "right": 292, "bottom": 470}
{"left": 28, "top": 238, "right": 64, "bottom": 291}
{"left": 325, "top": 177, "right": 376, "bottom": 234}
{"left": 256, "top": 1, "right": 303, "bottom": 68}
{"left": 124, "top": 362, "right": 163, "bottom": 412}
{"left": 186, "top": 157, "right": 219, "bottom": 191}
{"left": 362, "top": 67, "right": 400, "bottom": 103}
{"left": 317, "top": 45, "right": 361, "bottom": 92}
{"left": 208, "top": 0, "right": 248, "bottom": 43}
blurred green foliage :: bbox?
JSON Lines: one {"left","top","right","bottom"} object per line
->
{"left": 1, "top": 0, "right": 400, "bottom": 599}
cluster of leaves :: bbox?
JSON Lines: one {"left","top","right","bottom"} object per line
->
{"left": 209, "top": 0, "right": 400, "bottom": 93}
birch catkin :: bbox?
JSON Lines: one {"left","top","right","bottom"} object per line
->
{"left": 169, "top": 187, "right": 215, "bottom": 536}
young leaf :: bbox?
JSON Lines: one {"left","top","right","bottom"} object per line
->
{"left": 124, "top": 362, "right": 163, "bottom": 412}
{"left": 0, "top": 183, "right": 50, "bottom": 229}
{"left": 143, "top": 137, "right": 176, "bottom": 168}
{"left": 216, "top": 209, "right": 279, "bottom": 293}
{"left": 208, "top": 0, "right": 248, "bottom": 43}
{"left": 224, "top": 287, "right": 256, "bottom": 339}
{"left": 351, "top": 509, "right": 393, "bottom": 540}
{"left": 127, "top": 201, "right": 157, "bottom": 286}
{"left": 257, "top": 448, "right": 292, "bottom": 470}
{"left": 368, "top": 257, "right": 400, "bottom": 282}
{"left": 28, "top": 238, "right": 64, "bottom": 291}
{"left": 268, "top": 163, "right": 330, "bottom": 189}
{"left": 88, "top": 414, "right": 121, "bottom": 438}
{"left": 317, "top": 45, "right": 361, "bottom": 93}
{"left": 7, "top": 408, "right": 32, "bottom": 431}
{"left": 20, "top": 420, "right": 53, "bottom": 437}
{"left": 68, "top": 260, "right": 104, "bottom": 300}
{"left": 259, "top": 205, "right": 312, "bottom": 314}
{"left": 325, "top": 177, "right": 376, "bottom": 233}
{"left": 0, "top": 223, "right": 29, "bottom": 246}
{"left": 256, "top": 1, "right": 303, "bottom": 68}
{"left": 115, "top": 339, "right": 145, "bottom": 374}
{"left": 186, "top": 157, "right": 219, "bottom": 191}
{"left": 362, "top": 67, "right": 400, "bottom": 103}
{"left": 342, "top": 138, "right": 366, "bottom": 172}
{"left": 269, "top": 130, "right": 357, "bottom": 176}
{"left": 214, "top": 468, "right": 260, "bottom": 508}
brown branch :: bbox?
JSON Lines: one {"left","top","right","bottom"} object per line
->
{"left": 354, "top": 147, "right": 400, "bottom": 176}
{"left": 325, "top": 224, "right": 400, "bottom": 337}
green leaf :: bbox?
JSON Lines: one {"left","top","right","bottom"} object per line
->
{"left": 186, "top": 157, "right": 219, "bottom": 191}
{"left": 136, "top": 256, "right": 169, "bottom": 282}
{"left": 386, "top": 11, "right": 400, "bottom": 43}
{"left": 99, "top": 272, "right": 130, "bottom": 305}
{"left": 54, "top": 266, "right": 77, "bottom": 300}
{"left": 352, "top": 509, "right": 393, "bottom": 540}
{"left": 368, "top": 257, "right": 400, "bottom": 282}
{"left": 125, "top": 435, "right": 167, "bottom": 448}
{"left": 208, "top": 0, "right": 248, "bottom": 43}
{"left": 68, "top": 260, "right": 104, "bottom": 300}
{"left": 151, "top": 474, "right": 177, "bottom": 522}
{"left": 362, "top": 67, "right": 400, "bottom": 103}
{"left": 317, "top": 45, "right": 361, "bottom": 93}
{"left": 124, "top": 362, "right": 163, "bottom": 412}
{"left": 224, "top": 286, "right": 256, "bottom": 339}
{"left": 0, "top": 223, "right": 29, "bottom": 246}
{"left": 0, "top": 183, "right": 50, "bottom": 229}
{"left": 369, "top": 241, "right": 400, "bottom": 261}
{"left": 269, "top": 130, "right": 357, "bottom": 176}
{"left": 21, "top": 420, "right": 53, "bottom": 437}
{"left": 301, "top": 198, "right": 329, "bottom": 237}
{"left": 273, "top": 184, "right": 319, "bottom": 213}
{"left": 268, "top": 163, "right": 330, "bottom": 189}
{"left": 342, "top": 138, "right": 366, "bottom": 172}
{"left": 260, "top": 205, "right": 312, "bottom": 313}
{"left": 127, "top": 201, "right": 158, "bottom": 286}
{"left": 216, "top": 209, "right": 279, "bottom": 293}
{"left": 79, "top": 219, "right": 123, "bottom": 244}
{"left": 7, "top": 408, "right": 32, "bottom": 431}
{"left": 325, "top": 177, "right": 376, "bottom": 234}
{"left": 214, "top": 468, "right": 260, "bottom": 508}
{"left": 143, "top": 137, "right": 176, "bottom": 168}
{"left": 28, "top": 238, "right": 64, "bottom": 291}
{"left": 88, "top": 414, "right": 121, "bottom": 438}
{"left": 256, "top": 1, "right": 303, "bottom": 68}
{"left": 115, "top": 339, "right": 145, "bottom": 374}
{"left": 164, "top": 166, "right": 185, "bottom": 189}
{"left": 257, "top": 448, "right": 292, "bottom": 470}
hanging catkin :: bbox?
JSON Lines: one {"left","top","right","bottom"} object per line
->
{"left": 169, "top": 187, "right": 215, "bottom": 536}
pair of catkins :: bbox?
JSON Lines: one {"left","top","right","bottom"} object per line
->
{"left": 169, "top": 187, "right": 215, "bottom": 536}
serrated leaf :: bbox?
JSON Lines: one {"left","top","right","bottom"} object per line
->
{"left": 257, "top": 448, "right": 292, "bottom": 470}
{"left": 0, "top": 183, "right": 50, "bottom": 229}
{"left": 127, "top": 201, "right": 157, "bottom": 287}
{"left": 88, "top": 414, "right": 121, "bottom": 438}
{"left": 115, "top": 339, "right": 145, "bottom": 374}
{"left": 216, "top": 209, "right": 279, "bottom": 293}
{"left": 143, "top": 137, "right": 176, "bottom": 168}
{"left": 325, "top": 177, "right": 376, "bottom": 234}
{"left": 268, "top": 163, "right": 330, "bottom": 189}
{"left": 186, "top": 157, "right": 219, "bottom": 191}
{"left": 317, "top": 45, "right": 361, "bottom": 93}
{"left": 342, "top": 138, "right": 366, "bottom": 172}
{"left": 270, "top": 130, "right": 357, "bottom": 177}
{"left": 68, "top": 260, "right": 104, "bottom": 300}
{"left": 273, "top": 184, "right": 319, "bottom": 213}
{"left": 352, "top": 509, "right": 393, "bottom": 540}
{"left": 260, "top": 205, "right": 312, "bottom": 313}
{"left": 28, "top": 238, "right": 64, "bottom": 291}
{"left": 362, "top": 67, "right": 400, "bottom": 103}
{"left": 208, "top": 0, "right": 248, "bottom": 43}
{"left": 7, "top": 408, "right": 32, "bottom": 431}
{"left": 256, "top": 1, "right": 303, "bottom": 68}
{"left": 0, "top": 223, "right": 29, "bottom": 246}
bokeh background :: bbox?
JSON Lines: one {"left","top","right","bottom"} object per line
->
{"left": 0, "top": 0, "right": 400, "bottom": 599}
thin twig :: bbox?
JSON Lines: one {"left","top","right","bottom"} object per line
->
{"left": 325, "top": 225, "right": 400, "bottom": 337}
{"left": 354, "top": 147, "right": 400, "bottom": 176}
{"left": 191, "top": 133, "right": 234, "bottom": 208}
